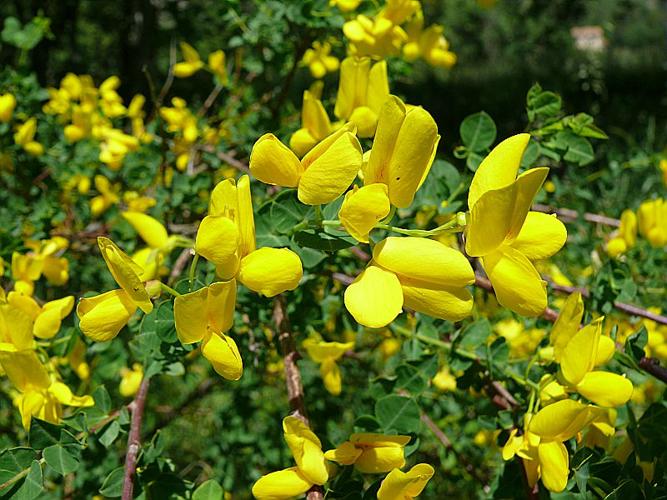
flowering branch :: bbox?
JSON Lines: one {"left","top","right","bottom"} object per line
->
{"left": 272, "top": 295, "right": 324, "bottom": 500}
{"left": 121, "top": 376, "right": 151, "bottom": 500}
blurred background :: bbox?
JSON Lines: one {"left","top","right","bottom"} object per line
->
{"left": 1, "top": 0, "right": 665, "bottom": 138}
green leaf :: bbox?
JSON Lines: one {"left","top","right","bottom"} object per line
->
{"left": 93, "top": 386, "right": 112, "bottom": 414}
{"left": 99, "top": 466, "right": 125, "bottom": 497}
{"left": 374, "top": 395, "right": 420, "bottom": 434}
{"left": 0, "top": 448, "right": 38, "bottom": 496}
{"left": 257, "top": 189, "right": 312, "bottom": 234}
{"left": 293, "top": 229, "right": 355, "bottom": 252}
{"left": 555, "top": 131, "right": 595, "bottom": 166}
{"left": 460, "top": 112, "right": 497, "bottom": 152}
{"left": 13, "top": 461, "right": 42, "bottom": 500}
{"left": 43, "top": 445, "right": 79, "bottom": 475}
{"left": 457, "top": 319, "right": 492, "bottom": 352}
{"left": 526, "top": 84, "right": 562, "bottom": 122}
{"left": 395, "top": 364, "right": 427, "bottom": 395}
{"left": 192, "top": 479, "right": 224, "bottom": 500}
{"left": 29, "top": 419, "right": 61, "bottom": 449}
{"left": 625, "top": 326, "right": 647, "bottom": 364}
{"left": 98, "top": 420, "right": 121, "bottom": 448}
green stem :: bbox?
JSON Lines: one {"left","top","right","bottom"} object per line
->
{"left": 160, "top": 282, "right": 182, "bottom": 297}
{"left": 188, "top": 253, "right": 199, "bottom": 291}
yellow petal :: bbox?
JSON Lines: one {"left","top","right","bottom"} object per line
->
{"left": 529, "top": 399, "right": 595, "bottom": 441}
{"left": 251, "top": 467, "right": 313, "bottom": 500}
{"left": 576, "top": 371, "right": 633, "bottom": 407}
{"left": 373, "top": 237, "right": 474, "bottom": 288}
{"left": 538, "top": 441, "right": 569, "bottom": 493}
{"left": 468, "top": 133, "right": 530, "bottom": 209}
{"left": 207, "top": 280, "right": 237, "bottom": 333}
{"left": 338, "top": 184, "right": 390, "bottom": 243}
{"left": 366, "top": 60, "right": 390, "bottom": 114}
{"left": 238, "top": 248, "right": 303, "bottom": 297}
{"left": 34, "top": 296, "right": 74, "bottom": 339}
{"left": 298, "top": 129, "right": 362, "bottom": 205}
{"left": 249, "top": 133, "right": 303, "bottom": 187}
{"left": 356, "top": 445, "right": 406, "bottom": 473}
{"left": 122, "top": 211, "right": 169, "bottom": 249}
{"left": 174, "top": 287, "right": 209, "bottom": 344}
{"left": 550, "top": 292, "right": 584, "bottom": 362}
{"left": 334, "top": 56, "right": 370, "bottom": 121}
{"left": 324, "top": 441, "right": 363, "bottom": 465}
{"left": 77, "top": 290, "right": 137, "bottom": 342}
{"left": 0, "top": 303, "right": 34, "bottom": 350}
{"left": 236, "top": 175, "right": 256, "bottom": 258}
{"left": 321, "top": 358, "right": 342, "bottom": 395}
{"left": 19, "top": 391, "right": 45, "bottom": 430}
{"left": 511, "top": 212, "right": 567, "bottom": 260}
{"left": 595, "top": 335, "right": 615, "bottom": 366}
{"left": 364, "top": 96, "right": 405, "bottom": 185}
{"left": 386, "top": 106, "right": 439, "bottom": 208}
{"left": 400, "top": 280, "right": 473, "bottom": 322}
{"left": 302, "top": 90, "right": 332, "bottom": 140}
{"left": 201, "top": 331, "right": 243, "bottom": 380}
{"left": 481, "top": 247, "right": 547, "bottom": 317}
{"left": 0, "top": 350, "right": 51, "bottom": 391}
{"left": 349, "top": 106, "right": 379, "bottom": 138}
{"left": 290, "top": 128, "right": 318, "bottom": 158}
{"left": 466, "top": 168, "right": 549, "bottom": 256}
{"left": 195, "top": 215, "right": 239, "bottom": 278}
{"left": 302, "top": 338, "right": 354, "bottom": 363}
{"left": 283, "top": 416, "right": 328, "bottom": 484}
{"left": 377, "top": 463, "right": 434, "bottom": 499}
{"left": 344, "top": 265, "right": 403, "bottom": 328}
{"left": 179, "top": 42, "right": 201, "bottom": 63}
{"left": 209, "top": 178, "right": 238, "bottom": 217}
{"left": 97, "top": 237, "right": 153, "bottom": 313}
{"left": 560, "top": 318, "right": 602, "bottom": 386}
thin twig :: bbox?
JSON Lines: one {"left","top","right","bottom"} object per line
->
{"left": 169, "top": 248, "right": 194, "bottom": 285}
{"left": 272, "top": 295, "right": 323, "bottom": 500}
{"left": 121, "top": 376, "right": 150, "bottom": 500}
{"left": 197, "top": 83, "right": 224, "bottom": 117}
{"left": 532, "top": 203, "right": 620, "bottom": 227}
{"left": 217, "top": 151, "right": 250, "bottom": 174}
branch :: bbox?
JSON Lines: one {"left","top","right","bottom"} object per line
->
{"left": 217, "top": 151, "right": 250, "bottom": 174}
{"left": 271, "top": 295, "right": 323, "bottom": 500}
{"left": 638, "top": 357, "right": 667, "bottom": 384}
{"left": 532, "top": 203, "right": 620, "bottom": 227}
{"left": 121, "top": 376, "right": 150, "bottom": 500}
{"left": 197, "top": 83, "right": 224, "bottom": 118}
{"left": 169, "top": 248, "right": 194, "bottom": 285}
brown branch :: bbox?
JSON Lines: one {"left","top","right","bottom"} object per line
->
{"left": 122, "top": 376, "right": 150, "bottom": 500}
{"left": 217, "top": 151, "right": 250, "bottom": 174}
{"left": 420, "top": 413, "right": 488, "bottom": 484}
{"left": 197, "top": 83, "right": 224, "bottom": 117}
{"left": 272, "top": 295, "right": 323, "bottom": 500}
{"left": 532, "top": 203, "right": 620, "bottom": 227}
{"left": 638, "top": 357, "right": 667, "bottom": 384}
{"left": 169, "top": 248, "right": 194, "bottom": 285}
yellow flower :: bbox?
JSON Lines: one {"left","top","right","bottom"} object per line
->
{"left": 637, "top": 198, "right": 667, "bottom": 247}
{"left": 119, "top": 363, "right": 144, "bottom": 397}
{"left": 90, "top": 175, "right": 120, "bottom": 216}
{"left": 302, "top": 336, "right": 354, "bottom": 395}
{"left": 66, "top": 338, "right": 90, "bottom": 380}
{"left": 123, "top": 191, "right": 157, "bottom": 212}
{"left": 6, "top": 291, "right": 74, "bottom": 340}
{"left": 301, "top": 41, "right": 340, "bottom": 79}
{"left": 377, "top": 463, "right": 434, "bottom": 500}
{"left": 338, "top": 184, "right": 391, "bottom": 243}
{"left": 325, "top": 433, "right": 410, "bottom": 473}
{"left": 174, "top": 281, "right": 241, "bottom": 379}
{"left": 250, "top": 124, "right": 362, "bottom": 205}
{"left": 289, "top": 89, "right": 337, "bottom": 158}
{"left": 99, "top": 128, "right": 139, "bottom": 170}
{"left": 432, "top": 366, "right": 456, "bottom": 392}
{"left": 343, "top": 15, "right": 408, "bottom": 59}
{"left": 0, "top": 350, "right": 93, "bottom": 430}
{"left": 252, "top": 416, "right": 328, "bottom": 499}
{"left": 344, "top": 237, "right": 474, "bottom": 328}
{"left": 14, "top": 118, "right": 44, "bottom": 156}
{"left": 208, "top": 50, "right": 229, "bottom": 85}
{"left": 0, "top": 93, "right": 17, "bottom": 122}
{"left": 329, "top": 0, "right": 361, "bottom": 12}
{"left": 660, "top": 159, "right": 667, "bottom": 186}
{"left": 361, "top": 94, "right": 439, "bottom": 208}
{"left": 334, "top": 57, "right": 389, "bottom": 138}
{"left": 465, "top": 134, "right": 567, "bottom": 316}
{"left": 11, "top": 251, "right": 43, "bottom": 295}
{"left": 0, "top": 298, "right": 35, "bottom": 351}
{"left": 606, "top": 209, "right": 637, "bottom": 258}
{"left": 380, "top": 0, "right": 420, "bottom": 24}
{"left": 174, "top": 42, "right": 204, "bottom": 78}
{"left": 77, "top": 289, "right": 137, "bottom": 342}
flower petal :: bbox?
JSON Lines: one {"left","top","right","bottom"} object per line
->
{"left": 400, "top": 280, "right": 473, "bottom": 322}
{"left": 249, "top": 133, "right": 303, "bottom": 187}
{"left": 550, "top": 292, "right": 584, "bottom": 362}
{"left": 576, "top": 371, "right": 633, "bottom": 407}
{"left": 560, "top": 318, "right": 602, "bottom": 386}
{"left": 298, "top": 128, "right": 362, "bottom": 205}
{"left": 338, "top": 184, "right": 391, "bottom": 243}
{"left": 365, "top": 95, "right": 405, "bottom": 185}
{"left": 251, "top": 467, "right": 312, "bottom": 500}
{"left": 377, "top": 463, "right": 434, "bottom": 499}
{"left": 468, "top": 133, "right": 530, "bottom": 209}
{"left": 122, "top": 211, "right": 169, "bottom": 249}
{"left": 373, "top": 237, "right": 474, "bottom": 287}
{"left": 201, "top": 332, "right": 243, "bottom": 380}
{"left": 238, "top": 248, "right": 303, "bottom": 297}
{"left": 173, "top": 287, "right": 209, "bottom": 344}
{"left": 77, "top": 290, "right": 137, "bottom": 342}
{"left": 207, "top": 280, "right": 237, "bottom": 333}
{"left": 511, "top": 212, "right": 567, "bottom": 260}
{"left": 283, "top": 416, "right": 328, "bottom": 484}
{"left": 195, "top": 215, "right": 239, "bottom": 278}
{"left": 529, "top": 399, "right": 595, "bottom": 441}
{"left": 344, "top": 265, "right": 403, "bottom": 328}
{"left": 97, "top": 237, "right": 153, "bottom": 313}
{"left": 538, "top": 441, "right": 569, "bottom": 493}
{"left": 481, "top": 247, "right": 547, "bottom": 317}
